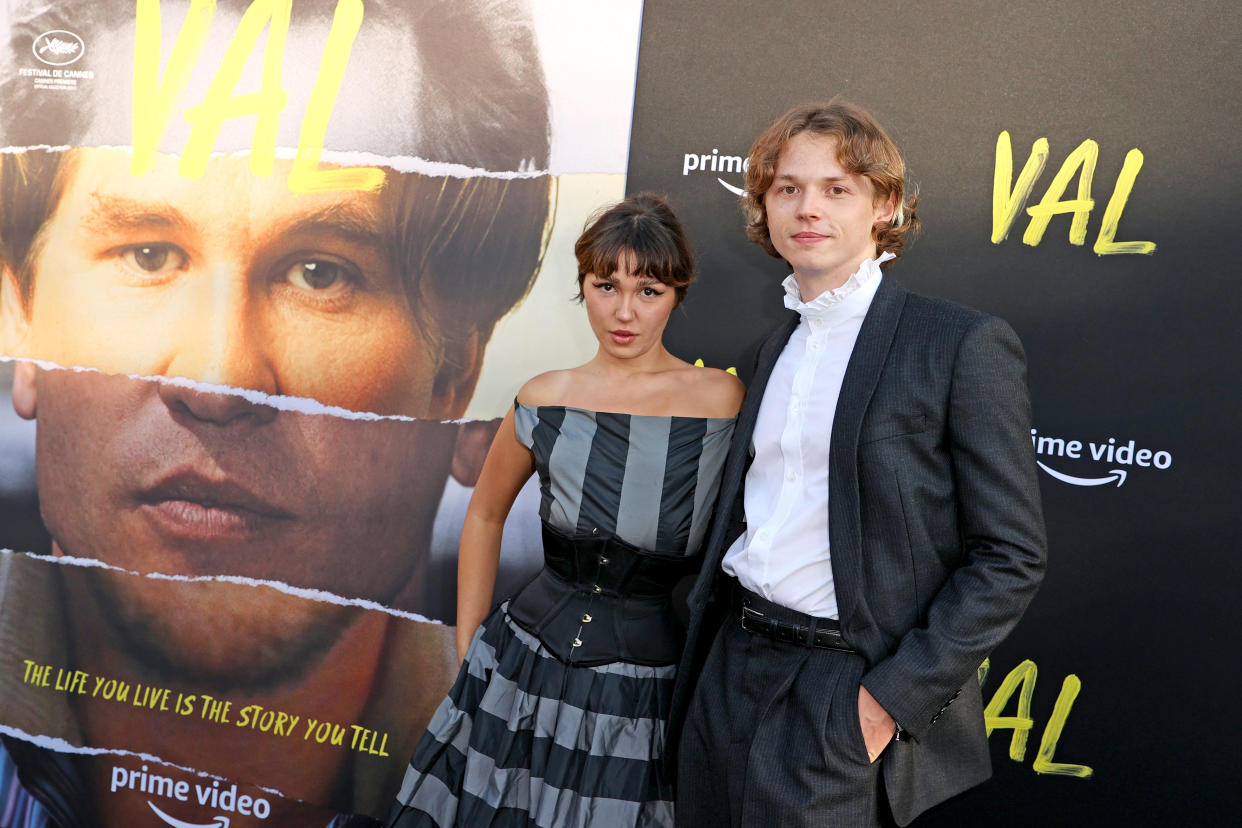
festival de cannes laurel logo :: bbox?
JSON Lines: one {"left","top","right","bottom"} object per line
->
{"left": 32, "top": 30, "right": 85, "bottom": 66}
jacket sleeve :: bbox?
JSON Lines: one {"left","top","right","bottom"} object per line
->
{"left": 860, "top": 315, "right": 1048, "bottom": 742}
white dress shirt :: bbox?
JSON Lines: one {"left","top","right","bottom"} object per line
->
{"left": 721, "top": 252, "right": 892, "bottom": 618}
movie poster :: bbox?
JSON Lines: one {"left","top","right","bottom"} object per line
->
{"left": 0, "top": 1, "right": 644, "bottom": 824}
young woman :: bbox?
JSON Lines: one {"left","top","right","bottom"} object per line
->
{"left": 388, "top": 193, "right": 744, "bottom": 827}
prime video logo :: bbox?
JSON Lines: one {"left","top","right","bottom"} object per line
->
{"left": 681, "top": 148, "right": 747, "bottom": 196}
{"left": 1031, "top": 428, "right": 1172, "bottom": 488}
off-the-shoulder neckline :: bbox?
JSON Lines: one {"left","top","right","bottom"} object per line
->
{"left": 515, "top": 399, "right": 737, "bottom": 422}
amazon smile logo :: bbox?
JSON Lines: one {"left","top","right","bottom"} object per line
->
{"left": 681, "top": 148, "right": 747, "bottom": 196}
{"left": 1031, "top": 428, "right": 1172, "bottom": 488}
{"left": 109, "top": 764, "right": 271, "bottom": 823}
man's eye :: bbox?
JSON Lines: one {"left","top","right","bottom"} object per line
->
{"left": 781, "top": 185, "right": 798, "bottom": 195}
{"left": 285, "top": 260, "right": 346, "bottom": 292}
{"left": 122, "top": 244, "right": 185, "bottom": 274}
{"left": 828, "top": 186, "right": 846, "bottom": 196}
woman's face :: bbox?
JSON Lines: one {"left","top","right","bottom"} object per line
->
{"left": 581, "top": 253, "right": 678, "bottom": 360}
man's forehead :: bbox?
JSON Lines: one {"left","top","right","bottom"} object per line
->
{"left": 80, "top": 8, "right": 421, "bottom": 156}
{"left": 775, "top": 133, "right": 870, "bottom": 184}
{"left": 59, "top": 146, "right": 377, "bottom": 218}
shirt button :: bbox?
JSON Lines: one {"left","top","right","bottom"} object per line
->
{"left": 788, "top": 471, "right": 798, "bottom": 481}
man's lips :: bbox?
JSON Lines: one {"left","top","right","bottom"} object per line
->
{"left": 792, "top": 231, "right": 831, "bottom": 243}
{"left": 136, "top": 471, "right": 295, "bottom": 541}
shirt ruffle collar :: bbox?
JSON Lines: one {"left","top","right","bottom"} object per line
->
{"left": 781, "top": 251, "right": 894, "bottom": 318}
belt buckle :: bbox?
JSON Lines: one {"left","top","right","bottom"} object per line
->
{"left": 740, "top": 603, "right": 765, "bottom": 635}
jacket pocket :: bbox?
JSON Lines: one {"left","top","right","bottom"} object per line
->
{"left": 858, "top": 413, "right": 930, "bottom": 444}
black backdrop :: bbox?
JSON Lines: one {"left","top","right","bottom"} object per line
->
{"left": 627, "top": 0, "right": 1242, "bottom": 824}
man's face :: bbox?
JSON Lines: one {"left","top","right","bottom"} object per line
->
{"left": 14, "top": 148, "right": 456, "bottom": 417}
{"left": 2, "top": 149, "right": 479, "bottom": 687}
{"left": 763, "top": 132, "right": 895, "bottom": 290}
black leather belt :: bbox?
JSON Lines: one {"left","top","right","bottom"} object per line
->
{"left": 735, "top": 583, "right": 855, "bottom": 653}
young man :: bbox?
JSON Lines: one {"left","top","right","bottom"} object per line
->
{"left": 670, "top": 102, "right": 1047, "bottom": 826}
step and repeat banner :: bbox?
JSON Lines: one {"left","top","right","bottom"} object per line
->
{"left": 0, "top": 0, "right": 642, "bottom": 825}
{"left": 1, "top": 0, "right": 1239, "bottom": 826}
{"left": 627, "top": 1, "right": 1240, "bottom": 826}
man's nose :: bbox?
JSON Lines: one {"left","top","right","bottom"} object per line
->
{"left": 159, "top": 276, "right": 278, "bottom": 425}
{"left": 795, "top": 192, "right": 823, "bottom": 220}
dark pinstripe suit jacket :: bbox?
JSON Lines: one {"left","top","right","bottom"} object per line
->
{"left": 669, "top": 275, "right": 1048, "bottom": 825}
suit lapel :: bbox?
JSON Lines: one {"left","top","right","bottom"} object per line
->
{"left": 828, "top": 276, "right": 907, "bottom": 625}
{"left": 690, "top": 312, "right": 798, "bottom": 605}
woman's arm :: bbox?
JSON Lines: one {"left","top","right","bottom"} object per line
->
{"left": 456, "top": 406, "right": 536, "bottom": 663}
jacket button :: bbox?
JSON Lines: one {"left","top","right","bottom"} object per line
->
{"left": 592, "top": 585, "right": 602, "bottom": 594}
{"left": 582, "top": 614, "right": 592, "bottom": 623}
{"left": 572, "top": 637, "right": 583, "bottom": 648}
{"left": 599, "top": 555, "right": 609, "bottom": 566}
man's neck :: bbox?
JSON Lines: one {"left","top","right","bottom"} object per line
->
{"left": 792, "top": 253, "right": 876, "bottom": 304}
{"left": 65, "top": 584, "right": 392, "bottom": 813}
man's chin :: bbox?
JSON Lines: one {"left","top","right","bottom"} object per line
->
{"left": 85, "top": 569, "right": 359, "bottom": 695}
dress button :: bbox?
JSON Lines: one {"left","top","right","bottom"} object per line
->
{"left": 572, "top": 637, "right": 583, "bottom": 648}
{"left": 582, "top": 613, "right": 592, "bottom": 623}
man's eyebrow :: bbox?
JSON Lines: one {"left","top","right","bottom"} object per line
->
{"left": 83, "top": 193, "right": 193, "bottom": 235}
{"left": 273, "top": 203, "right": 386, "bottom": 248}
{"left": 773, "top": 172, "right": 851, "bottom": 184}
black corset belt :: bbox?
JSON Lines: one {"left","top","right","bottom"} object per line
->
{"left": 506, "top": 523, "right": 701, "bottom": 667}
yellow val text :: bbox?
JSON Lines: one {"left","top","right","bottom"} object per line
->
{"left": 131, "top": 0, "right": 385, "bottom": 193}
{"left": 979, "top": 658, "right": 1093, "bottom": 778}
{"left": 991, "top": 131, "right": 1154, "bottom": 255}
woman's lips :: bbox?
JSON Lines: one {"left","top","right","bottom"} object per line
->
{"left": 136, "top": 471, "right": 294, "bottom": 542}
{"left": 610, "top": 329, "right": 636, "bottom": 345}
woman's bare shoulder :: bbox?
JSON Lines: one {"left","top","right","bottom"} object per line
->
{"left": 674, "top": 365, "right": 745, "bottom": 418}
{"left": 515, "top": 370, "right": 576, "bottom": 407}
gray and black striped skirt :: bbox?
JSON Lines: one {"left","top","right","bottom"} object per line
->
{"left": 388, "top": 601, "right": 676, "bottom": 827}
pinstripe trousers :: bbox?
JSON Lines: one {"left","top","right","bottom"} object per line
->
{"left": 675, "top": 616, "right": 894, "bottom": 827}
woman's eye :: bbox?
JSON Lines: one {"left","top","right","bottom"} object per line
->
{"left": 285, "top": 259, "right": 347, "bottom": 292}
{"left": 594, "top": 281, "right": 615, "bottom": 292}
{"left": 122, "top": 244, "right": 186, "bottom": 275}
{"left": 642, "top": 286, "right": 664, "bottom": 297}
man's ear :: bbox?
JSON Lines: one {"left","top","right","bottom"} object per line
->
{"left": 11, "top": 359, "right": 37, "bottom": 420}
{"left": 451, "top": 418, "right": 501, "bottom": 487}
{"left": 429, "top": 329, "right": 487, "bottom": 420}
{"left": 1, "top": 265, "right": 30, "bottom": 356}
{"left": 873, "top": 189, "right": 898, "bottom": 232}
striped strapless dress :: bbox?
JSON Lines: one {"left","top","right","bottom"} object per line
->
{"left": 389, "top": 402, "right": 735, "bottom": 827}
